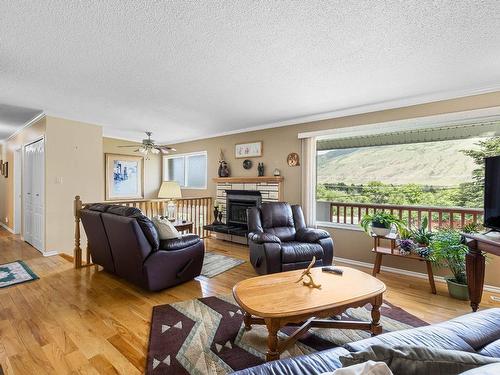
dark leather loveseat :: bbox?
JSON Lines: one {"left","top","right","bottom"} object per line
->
{"left": 233, "top": 308, "right": 500, "bottom": 374}
{"left": 247, "top": 202, "right": 333, "bottom": 274}
{"left": 80, "top": 204, "right": 204, "bottom": 291}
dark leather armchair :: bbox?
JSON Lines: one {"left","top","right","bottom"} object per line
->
{"left": 247, "top": 202, "right": 333, "bottom": 274}
{"left": 80, "top": 204, "right": 204, "bottom": 291}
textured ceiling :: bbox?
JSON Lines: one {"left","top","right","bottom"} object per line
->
{"left": 0, "top": 104, "right": 43, "bottom": 140}
{"left": 1, "top": 1, "right": 500, "bottom": 143}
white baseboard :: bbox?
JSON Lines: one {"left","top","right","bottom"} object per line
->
{"left": 0, "top": 222, "right": 14, "bottom": 234}
{"left": 42, "top": 250, "right": 59, "bottom": 257}
{"left": 334, "top": 256, "right": 500, "bottom": 294}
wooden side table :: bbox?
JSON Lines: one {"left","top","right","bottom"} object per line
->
{"left": 463, "top": 232, "right": 500, "bottom": 311}
{"left": 172, "top": 220, "right": 193, "bottom": 233}
{"left": 372, "top": 233, "right": 436, "bottom": 294}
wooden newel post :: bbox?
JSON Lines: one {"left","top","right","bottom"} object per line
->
{"left": 74, "top": 195, "right": 83, "bottom": 268}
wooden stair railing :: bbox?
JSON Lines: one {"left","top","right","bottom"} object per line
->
{"left": 74, "top": 195, "right": 213, "bottom": 268}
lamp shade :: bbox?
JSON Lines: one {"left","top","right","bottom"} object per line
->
{"left": 158, "top": 181, "right": 182, "bottom": 199}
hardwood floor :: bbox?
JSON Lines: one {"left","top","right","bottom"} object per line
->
{"left": 0, "top": 228, "right": 499, "bottom": 374}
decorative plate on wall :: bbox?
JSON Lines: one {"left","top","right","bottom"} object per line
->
{"left": 243, "top": 159, "right": 252, "bottom": 169}
{"left": 287, "top": 152, "right": 300, "bottom": 166}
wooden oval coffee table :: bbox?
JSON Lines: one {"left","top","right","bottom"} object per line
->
{"left": 233, "top": 266, "right": 386, "bottom": 361}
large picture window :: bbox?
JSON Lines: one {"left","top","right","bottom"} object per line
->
{"left": 163, "top": 151, "right": 207, "bottom": 189}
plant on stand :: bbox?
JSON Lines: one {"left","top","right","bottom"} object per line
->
{"left": 360, "top": 212, "right": 405, "bottom": 237}
{"left": 428, "top": 229, "right": 469, "bottom": 300}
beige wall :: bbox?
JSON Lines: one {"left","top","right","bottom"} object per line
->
{"left": 102, "top": 137, "right": 162, "bottom": 199}
{"left": 44, "top": 116, "right": 104, "bottom": 254}
{"left": 0, "top": 116, "right": 103, "bottom": 255}
{"left": 166, "top": 91, "right": 500, "bottom": 287}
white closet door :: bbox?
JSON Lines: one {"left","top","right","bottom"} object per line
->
{"left": 23, "top": 139, "right": 45, "bottom": 252}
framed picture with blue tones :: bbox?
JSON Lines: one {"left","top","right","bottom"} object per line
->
{"left": 105, "top": 153, "right": 144, "bottom": 200}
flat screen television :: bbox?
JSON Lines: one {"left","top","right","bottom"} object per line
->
{"left": 484, "top": 155, "right": 500, "bottom": 231}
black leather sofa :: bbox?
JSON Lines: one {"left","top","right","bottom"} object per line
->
{"left": 80, "top": 204, "right": 205, "bottom": 291}
{"left": 232, "top": 308, "right": 500, "bottom": 374}
{"left": 247, "top": 202, "right": 333, "bottom": 274}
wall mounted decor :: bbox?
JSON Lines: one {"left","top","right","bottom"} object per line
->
{"left": 105, "top": 153, "right": 144, "bottom": 200}
{"left": 243, "top": 159, "right": 252, "bottom": 169}
{"left": 287, "top": 152, "right": 300, "bottom": 166}
{"left": 0, "top": 160, "right": 3, "bottom": 176}
{"left": 235, "top": 141, "right": 262, "bottom": 158}
{"left": 3, "top": 162, "right": 8, "bottom": 178}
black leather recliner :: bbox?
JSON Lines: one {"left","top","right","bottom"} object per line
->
{"left": 246, "top": 202, "right": 333, "bottom": 274}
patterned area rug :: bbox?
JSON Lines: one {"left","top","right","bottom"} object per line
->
{"left": 0, "top": 260, "right": 38, "bottom": 288}
{"left": 147, "top": 295, "right": 427, "bottom": 374}
{"left": 201, "top": 253, "right": 245, "bottom": 278}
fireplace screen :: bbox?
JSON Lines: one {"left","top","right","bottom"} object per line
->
{"left": 226, "top": 190, "right": 262, "bottom": 227}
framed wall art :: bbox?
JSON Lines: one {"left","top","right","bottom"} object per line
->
{"left": 235, "top": 141, "right": 262, "bottom": 158}
{"left": 105, "top": 154, "right": 144, "bottom": 200}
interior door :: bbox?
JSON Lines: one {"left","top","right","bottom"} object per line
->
{"left": 23, "top": 138, "right": 45, "bottom": 252}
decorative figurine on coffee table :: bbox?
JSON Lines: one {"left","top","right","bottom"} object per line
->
{"left": 296, "top": 256, "right": 321, "bottom": 289}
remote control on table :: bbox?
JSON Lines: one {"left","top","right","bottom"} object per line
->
{"left": 322, "top": 266, "right": 343, "bottom": 275}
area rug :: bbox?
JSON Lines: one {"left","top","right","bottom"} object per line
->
{"left": 201, "top": 252, "right": 245, "bottom": 278}
{"left": 146, "top": 295, "right": 427, "bottom": 374}
{"left": 0, "top": 260, "right": 38, "bottom": 288}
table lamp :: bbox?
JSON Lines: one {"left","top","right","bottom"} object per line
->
{"left": 158, "top": 181, "right": 182, "bottom": 221}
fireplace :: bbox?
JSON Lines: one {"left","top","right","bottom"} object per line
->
{"left": 226, "top": 190, "right": 262, "bottom": 227}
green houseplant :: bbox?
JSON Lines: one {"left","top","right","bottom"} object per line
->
{"left": 429, "top": 229, "right": 469, "bottom": 300}
{"left": 410, "top": 216, "right": 433, "bottom": 246}
{"left": 360, "top": 212, "right": 405, "bottom": 236}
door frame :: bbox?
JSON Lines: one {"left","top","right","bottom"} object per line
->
{"left": 23, "top": 136, "right": 46, "bottom": 253}
{"left": 13, "top": 147, "right": 22, "bottom": 235}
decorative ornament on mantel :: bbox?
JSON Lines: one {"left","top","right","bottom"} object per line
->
{"left": 257, "top": 162, "right": 264, "bottom": 177}
{"left": 218, "top": 149, "right": 230, "bottom": 177}
{"left": 273, "top": 168, "right": 281, "bottom": 176}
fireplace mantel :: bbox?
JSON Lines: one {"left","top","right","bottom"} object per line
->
{"left": 212, "top": 176, "right": 284, "bottom": 183}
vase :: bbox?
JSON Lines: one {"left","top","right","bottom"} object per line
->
{"left": 445, "top": 276, "right": 469, "bottom": 300}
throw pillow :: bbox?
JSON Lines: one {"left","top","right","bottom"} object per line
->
{"left": 340, "top": 345, "right": 500, "bottom": 375}
{"left": 321, "top": 360, "right": 393, "bottom": 375}
{"left": 152, "top": 216, "right": 181, "bottom": 240}
{"left": 459, "top": 363, "right": 500, "bottom": 374}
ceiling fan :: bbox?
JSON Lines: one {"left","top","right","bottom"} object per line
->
{"left": 118, "top": 132, "right": 176, "bottom": 158}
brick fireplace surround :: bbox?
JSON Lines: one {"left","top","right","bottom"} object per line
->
{"left": 212, "top": 176, "right": 284, "bottom": 243}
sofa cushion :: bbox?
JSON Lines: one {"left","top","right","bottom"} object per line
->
{"left": 340, "top": 345, "right": 500, "bottom": 375}
{"left": 345, "top": 325, "right": 476, "bottom": 353}
{"left": 106, "top": 205, "right": 142, "bottom": 216}
{"left": 460, "top": 363, "right": 500, "bottom": 374}
{"left": 231, "top": 347, "right": 349, "bottom": 375}
{"left": 133, "top": 214, "right": 160, "bottom": 251}
{"left": 281, "top": 241, "right": 324, "bottom": 263}
{"left": 87, "top": 203, "right": 111, "bottom": 212}
{"left": 160, "top": 234, "right": 200, "bottom": 251}
{"left": 296, "top": 228, "right": 330, "bottom": 243}
{"left": 435, "top": 308, "right": 500, "bottom": 352}
{"left": 478, "top": 339, "right": 500, "bottom": 357}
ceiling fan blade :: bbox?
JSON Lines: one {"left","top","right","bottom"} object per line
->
{"left": 158, "top": 145, "right": 176, "bottom": 151}
{"left": 160, "top": 148, "right": 169, "bottom": 154}
{"left": 117, "top": 145, "right": 141, "bottom": 148}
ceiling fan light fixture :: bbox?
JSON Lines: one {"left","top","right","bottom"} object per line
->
{"left": 151, "top": 148, "right": 160, "bottom": 154}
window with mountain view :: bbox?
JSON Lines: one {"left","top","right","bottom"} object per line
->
{"left": 315, "top": 123, "right": 500, "bottom": 227}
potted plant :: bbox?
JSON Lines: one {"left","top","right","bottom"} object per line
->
{"left": 428, "top": 229, "right": 469, "bottom": 300}
{"left": 410, "top": 216, "right": 433, "bottom": 247}
{"left": 360, "top": 212, "right": 405, "bottom": 237}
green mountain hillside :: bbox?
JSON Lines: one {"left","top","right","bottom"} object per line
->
{"left": 317, "top": 137, "right": 481, "bottom": 186}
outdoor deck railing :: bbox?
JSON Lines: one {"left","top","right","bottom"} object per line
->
{"left": 73, "top": 196, "right": 212, "bottom": 268}
{"left": 317, "top": 201, "right": 483, "bottom": 230}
